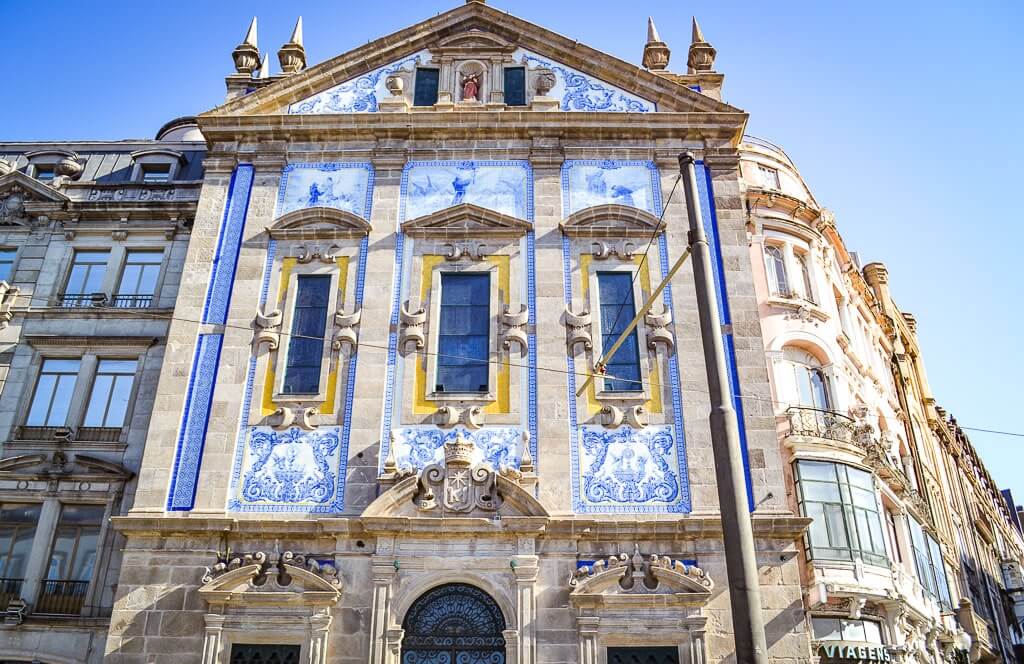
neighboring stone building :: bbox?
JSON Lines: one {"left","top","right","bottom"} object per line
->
{"left": 2, "top": 2, "right": 1022, "bottom": 664}
{"left": 741, "top": 137, "right": 1024, "bottom": 662}
{"left": 0, "top": 120, "right": 205, "bottom": 661}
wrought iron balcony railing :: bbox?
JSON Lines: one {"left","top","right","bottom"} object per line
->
{"left": 58, "top": 293, "right": 107, "bottom": 308}
{"left": 787, "top": 406, "right": 855, "bottom": 444}
{"left": 110, "top": 294, "right": 153, "bottom": 308}
{"left": 0, "top": 577, "right": 22, "bottom": 607}
{"left": 35, "top": 579, "right": 89, "bottom": 615}
{"left": 14, "top": 425, "right": 121, "bottom": 443}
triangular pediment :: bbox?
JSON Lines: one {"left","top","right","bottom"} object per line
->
{"left": 362, "top": 470, "right": 548, "bottom": 520}
{"left": 268, "top": 206, "right": 372, "bottom": 239}
{"left": 204, "top": 3, "right": 741, "bottom": 118}
{"left": 560, "top": 203, "right": 665, "bottom": 238}
{"left": 0, "top": 171, "right": 69, "bottom": 204}
{"left": 0, "top": 171, "right": 69, "bottom": 226}
{"left": 0, "top": 452, "right": 132, "bottom": 480}
{"left": 401, "top": 203, "right": 531, "bottom": 238}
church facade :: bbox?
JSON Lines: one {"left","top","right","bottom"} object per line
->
{"left": 0, "top": 2, "right": 1021, "bottom": 664}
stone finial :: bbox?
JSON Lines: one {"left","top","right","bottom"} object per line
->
{"left": 232, "top": 17, "right": 261, "bottom": 74}
{"left": 642, "top": 17, "right": 671, "bottom": 71}
{"left": 278, "top": 16, "right": 307, "bottom": 74}
{"left": 687, "top": 16, "right": 717, "bottom": 73}
{"left": 257, "top": 53, "right": 271, "bottom": 80}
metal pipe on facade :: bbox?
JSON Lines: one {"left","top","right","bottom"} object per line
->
{"left": 678, "top": 151, "right": 769, "bottom": 664}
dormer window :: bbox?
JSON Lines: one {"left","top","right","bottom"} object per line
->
{"left": 34, "top": 166, "right": 55, "bottom": 183}
{"left": 757, "top": 165, "right": 780, "bottom": 190}
{"left": 140, "top": 163, "right": 171, "bottom": 183}
{"left": 413, "top": 68, "right": 440, "bottom": 107}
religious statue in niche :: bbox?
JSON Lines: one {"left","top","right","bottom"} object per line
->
{"left": 461, "top": 71, "right": 482, "bottom": 102}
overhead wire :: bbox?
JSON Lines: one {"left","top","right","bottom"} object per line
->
{"left": 7, "top": 290, "right": 1023, "bottom": 440}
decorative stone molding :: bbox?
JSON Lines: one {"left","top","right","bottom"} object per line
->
{"left": 399, "top": 301, "right": 426, "bottom": 354}
{"left": 270, "top": 405, "right": 320, "bottom": 431}
{"left": 296, "top": 244, "right": 342, "bottom": 264}
{"left": 642, "top": 17, "right": 671, "bottom": 71}
{"left": 0, "top": 282, "right": 20, "bottom": 329}
{"left": 253, "top": 308, "right": 283, "bottom": 352}
{"left": 277, "top": 17, "right": 306, "bottom": 74}
{"left": 232, "top": 18, "right": 260, "bottom": 74}
{"left": 599, "top": 404, "right": 647, "bottom": 429}
{"left": 644, "top": 306, "right": 674, "bottom": 352}
{"left": 401, "top": 203, "right": 531, "bottom": 239}
{"left": 590, "top": 239, "right": 637, "bottom": 260}
{"left": 332, "top": 307, "right": 361, "bottom": 351}
{"left": 531, "top": 67, "right": 555, "bottom": 95}
{"left": 501, "top": 304, "right": 529, "bottom": 354}
{"left": 560, "top": 204, "right": 664, "bottom": 238}
{"left": 202, "top": 550, "right": 341, "bottom": 589}
{"left": 433, "top": 405, "right": 484, "bottom": 430}
{"left": 570, "top": 544, "right": 713, "bottom": 598}
{"left": 412, "top": 432, "right": 501, "bottom": 514}
{"left": 564, "top": 306, "right": 593, "bottom": 353}
{"left": 443, "top": 241, "right": 489, "bottom": 261}
{"left": 268, "top": 207, "right": 372, "bottom": 240}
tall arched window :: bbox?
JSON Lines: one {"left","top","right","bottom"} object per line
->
{"left": 402, "top": 583, "right": 507, "bottom": 664}
{"left": 764, "top": 245, "right": 789, "bottom": 296}
{"left": 797, "top": 253, "right": 816, "bottom": 304}
{"left": 784, "top": 348, "right": 831, "bottom": 410}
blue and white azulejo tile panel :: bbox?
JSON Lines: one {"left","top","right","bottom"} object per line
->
{"left": 516, "top": 49, "right": 655, "bottom": 113}
{"left": 288, "top": 51, "right": 430, "bottom": 114}
{"left": 390, "top": 427, "right": 525, "bottom": 473}
{"left": 576, "top": 425, "right": 686, "bottom": 512}
{"left": 167, "top": 333, "right": 223, "bottom": 511}
{"left": 403, "top": 161, "right": 531, "bottom": 220}
{"left": 277, "top": 163, "right": 374, "bottom": 218}
{"left": 229, "top": 426, "right": 344, "bottom": 511}
{"left": 203, "top": 164, "right": 254, "bottom": 326}
{"left": 563, "top": 160, "right": 659, "bottom": 215}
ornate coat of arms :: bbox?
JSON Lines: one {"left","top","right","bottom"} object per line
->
{"left": 413, "top": 432, "right": 502, "bottom": 514}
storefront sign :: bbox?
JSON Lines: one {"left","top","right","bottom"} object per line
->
{"left": 817, "top": 643, "right": 891, "bottom": 662}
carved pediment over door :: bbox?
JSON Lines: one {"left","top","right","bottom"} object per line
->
{"left": 560, "top": 204, "right": 665, "bottom": 238}
{"left": 569, "top": 544, "right": 713, "bottom": 610}
{"left": 401, "top": 203, "right": 531, "bottom": 239}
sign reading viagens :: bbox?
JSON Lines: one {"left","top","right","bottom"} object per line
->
{"left": 818, "top": 643, "right": 892, "bottom": 662}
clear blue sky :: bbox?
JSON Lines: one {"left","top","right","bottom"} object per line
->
{"left": 3, "top": 1, "right": 1022, "bottom": 500}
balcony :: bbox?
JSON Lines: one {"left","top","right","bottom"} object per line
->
{"left": 0, "top": 578, "right": 22, "bottom": 608}
{"left": 958, "top": 598, "right": 994, "bottom": 656}
{"left": 13, "top": 425, "right": 121, "bottom": 444}
{"left": 35, "top": 579, "right": 89, "bottom": 615}
{"left": 110, "top": 294, "right": 153, "bottom": 309}
{"left": 787, "top": 407, "right": 855, "bottom": 444}
{"left": 58, "top": 292, "right": 107, "bottom": 308}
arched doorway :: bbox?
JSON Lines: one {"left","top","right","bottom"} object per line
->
{"left": 401, "top": 583, "right": 507, "bottom": 664}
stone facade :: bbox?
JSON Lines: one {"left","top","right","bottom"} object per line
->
{"left": 0, "top": 3, "right": 1020, "bottom": 664}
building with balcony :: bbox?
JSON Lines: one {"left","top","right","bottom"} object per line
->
{"left": 2, "top": 3, "right": 1022, "bottom": 664}
{"left": 0, "top": 119, "right": 204, "bottom": 662}
{"left": 741, "top": 138, "right": 1024, "bottom": 662}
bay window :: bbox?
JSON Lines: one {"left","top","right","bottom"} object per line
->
{"left": 795, "top": 460, "right": 887, "bottom": 566}
{"left": 908, "top": 516, "right": 952, "bottom": 608}
{"left": 812, "top": 617, "right": 884, "bottom": 644}
{"left": 764, "top": 245, "right": 789, "bottom": 297}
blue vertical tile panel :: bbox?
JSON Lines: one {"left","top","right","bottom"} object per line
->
{"left": 202, "top": 164, "right": 255, "bottom": 325}
{"left": 167, "top": 164, "right": 253, "bottom": 511}
{"left": 694, "top": 161, "right": 755, "bottom": 510}
{"left": 560, "top": 160, "right": 690, "bottom": 513}
{"left": 167, "top": 333, "right": 224, "bottom": 511}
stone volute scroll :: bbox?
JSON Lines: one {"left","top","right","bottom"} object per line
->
{"left": 501, "top": 304, "right": 529, "bottom": 355}
{"left": 399, "top": 300, "right": 427, "bottom": 354}
{"left": 569, "top": 543, "right": 713, "bottom": 601}
{"left": 253, "top": 308, "right": 283, "bottom": 352}
{"left": 563, "top": 306, "right": 593, "bottom": 354}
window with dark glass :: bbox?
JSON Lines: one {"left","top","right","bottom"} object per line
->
{"left": 83, "top": 359, "right": 138, "bottom": 428}
{"left": 504, "top": 67, "right": 526, "bottom": 106}
{"left": 64, "top": 250, "right": 110, "bottom": 306}
{"left": 27, "top": 359, "right": 81, "bottom": 426}
{"left": 283, "top": 275, "right": 331, "bottom": 394}
{"left": 115, "top": 250, "right": 162, "bottom": 307}
{"left": 413, "top": 68, "right": 440, "bottom": 107}
{"left": 608, "top": 647, "right": 679, "bottom": 664}
{"left": 909, "top": 516, "right": 952, "bottom": 608}
{"left": 0, "top": 504, "right": 41, "bottom": 604}
{"left": 38, "top": 504, "right": 104, "bottom": 615}
{"left": 140, "top": 163, "right": 171, "bottom": 183}
{"left": 0, "top": 249, "right": 16, "bottom": 283}
{"left": 597, "top": 272, "right": 642, "bottom": 392}
{"left": 436, "top": 273, "right": 489, "bottom": 393}
{"left": 795, "top": 460, "right": 887, "bottom": 566}
{"left": 35, "top": 166, "right": 55, "bottom": 182}
{"left": 230, "top": 645, "right": 300, "bottom": 664}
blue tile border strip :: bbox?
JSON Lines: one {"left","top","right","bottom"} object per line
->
{"left": 202, "top": 165, "right": 254, "bottom": 325}
{"left": 560, "top": 160, "right": 690, "bottom": 513}
{"left": 695, "top": 161, "right": 754, "bottom": 510}
{"left": 380, "top": 160, "right": 538, "bottom": 470}
{"left": 167, "top": 333, "right": 223, "bottom": 511}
